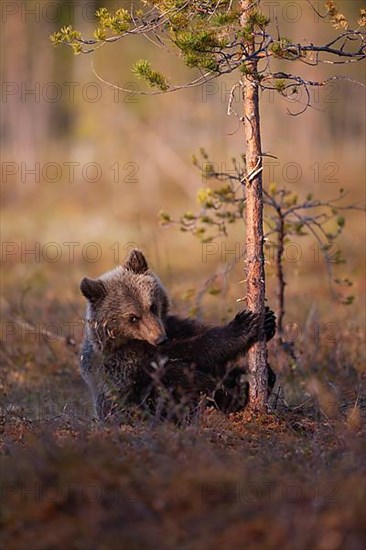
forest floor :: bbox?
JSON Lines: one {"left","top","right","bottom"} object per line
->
{"left": 1, "top": 267, "right": 365, "bottom": 550}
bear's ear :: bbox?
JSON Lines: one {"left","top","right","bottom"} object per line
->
{"left": 80, "top": 277, "right": 107, "bottom": 302}
{"left": 124, "top": 249, "right": 149, "bottom": 274}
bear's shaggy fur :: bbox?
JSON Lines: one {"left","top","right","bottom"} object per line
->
{"left": 80, "top": 249, "right": 276, "bottom": 422}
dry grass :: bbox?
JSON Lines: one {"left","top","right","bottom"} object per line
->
{"left": 1, "top": 262, "right": 365, "bottom": 550}
{"left": 1, "top": 6, "right": 365, "bottom": 546}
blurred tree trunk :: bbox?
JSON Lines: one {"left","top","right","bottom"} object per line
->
{"left": 2, "top": 3, "right": 57, "bottom": 172}
{"left": 3, "top": 8, "right": 35, "bottom": 167}
{"left": 241, "top": 0, "right": 268, "bottom": 411}
{"left": 30, "top": 15, "right": 54, "bottom": 153}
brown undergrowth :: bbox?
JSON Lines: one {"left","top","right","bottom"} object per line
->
{"left": 1, "top": 277, "right": 365, "bottom": 550}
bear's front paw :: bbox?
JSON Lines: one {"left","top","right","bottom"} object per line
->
{"left": 229, "top": 307, "right": 276, "bottom": 343}
{"left": 264, "top": 307, "right": 276, "bottom": 342}
{"left": 229, "top": 309, "right": 261, "bottom": 339}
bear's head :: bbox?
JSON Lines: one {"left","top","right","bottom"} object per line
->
{"left": 80, "top": 249, "right": 169, "bottom": 351}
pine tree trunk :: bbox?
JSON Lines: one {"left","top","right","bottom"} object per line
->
{"left": 241, "top": 0, "right": 268, "bottom": 411}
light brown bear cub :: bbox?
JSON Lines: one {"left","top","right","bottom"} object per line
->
{"left": 80, "top": 249, "right": 276, "bottom": 421}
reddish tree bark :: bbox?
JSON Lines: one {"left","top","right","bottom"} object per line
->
{"left": 241, "top": 0, "right": 268, "bottom": 411}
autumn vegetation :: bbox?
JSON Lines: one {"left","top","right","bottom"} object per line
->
{"left": 1, "top": 1, "right": 365, "bottom": 548}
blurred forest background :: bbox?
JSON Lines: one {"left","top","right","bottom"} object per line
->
{"left": 1, "top": 2, "right": 366, "bottom": 549}
{"left": 1, "top": 1, "right": 365, "bottom": 289}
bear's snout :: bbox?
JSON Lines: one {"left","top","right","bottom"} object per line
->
{"left": 139, "top": 315, "right": 167, "bottom": 347}
{"left": 155, "top": 334, "right": 168, "bottom": 346}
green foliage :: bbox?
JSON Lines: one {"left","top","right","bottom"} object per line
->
{"left": 50, "top": 25, "right": 82, "bottom": 55}
{"left": 249, "top": 11, "right": 270, "bottom": 28}
{"left": 50, "top": 7, "right": 131, "bottom": 53}
{"left": 51, "top": 0, "right": 365, "bottom": 103}
{"left": 239, "top": 64, "right": 252, "bottom": 76}
{"left": 269, "top": 38, "right": 299, "bottom": 60}
{"left": 159, "top": 211, "right": 172, "bottom": 224}
{"left": 175, "top": 30, "right": 220, "bottom": 52}
{"left": 132, "top": 60, "right": 169, "bottom": 91}
{"left": 334, "top": 277, "right": 354, "bottom": 305}
{"left": 208, "top": 286, "right": 221, "bottom": 296}
{"left": 95, "top": 7, "right": 131, "bottom": 34}
{"left": 269, "top": 183, "right": 277, "bottom": 196}
{"left": 160, "top": 152, "right": 247, "bottom": 243}
{"left": 211, "top": 12, "right": 239, "bottom": 27}
{"left": 337, "top": 216, "right": 345, "bottom": 228}
{"left": 172, "top": 28, "right": 225, "bottom": 71}
{"left": 50, "top": 2, "right": 271, "bottom": 78}
{"left": 275, "top": 79, "right": 286, "bottom": 93}
{"left": 294, "top": 222, "right": 307, "bottom": 236}
{"left": 240, "top": 9, "right": 270, "bottom": 41}
{"left": 161, "top": 149, "right": 357, "bottom": 305}
{"left": 184, "top": 52, "right": 219, "bottom": 72}
{"left": 322, "top": 243, "right": 345, "bottom": 264}
{"left": 94, "top": 28, "right": 107, "bottom": 41}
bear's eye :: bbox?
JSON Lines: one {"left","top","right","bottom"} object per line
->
{"left": 150, "top": 303, "right": 158, "bottom": 315}
{"left": 129, "top": 315, "right": 140, "bottom": 324}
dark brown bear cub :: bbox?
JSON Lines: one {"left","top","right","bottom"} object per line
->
{"left": 80, "top": 249, "right": 276, "bottom": 422}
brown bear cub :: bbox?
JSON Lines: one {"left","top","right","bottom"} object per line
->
{"left": 80, "top": 249, "right": 276, "bottom": 422}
